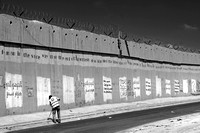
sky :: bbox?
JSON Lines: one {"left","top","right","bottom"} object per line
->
{"left": 3, "top": 0, "right": 200, "bottom": 49}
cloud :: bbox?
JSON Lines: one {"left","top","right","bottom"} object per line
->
{"left": 183, "top": 24, "right": 198, "bottom": 31}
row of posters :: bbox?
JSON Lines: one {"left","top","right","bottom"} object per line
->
{"left": 5, "top": 73, "right": 199, "bottom": 108}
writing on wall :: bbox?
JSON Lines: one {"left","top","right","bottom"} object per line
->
{"left": 174, "top": 80, "right": 180, "bottom": 94}
{"left": 5, "top": 72, "right": 23, "bottom": 108}
{"left": 191, "top": 79, "right": 197, "bottom": 93}
{"left": 1, "top": 46, "right": 200, "bottom": 74}
{"left": 127, "top": 79, "right": 134, "bottom": 97}
{"left": 119, "top": 77, "right": 127, "bottom": 100}
{"left": 84, "top": 78, "right": 95, "bottom": 103}
{"left": 145, "top": 78, "right": 151, "bottom": 96}
{"left": 103, "top": 76, "right": 112, "bottom": 102}
{"left": 165, "top": 79, "right": 171, "bottom": 95}
{"left": 133, "top": 77, "right": 140, "bottom": 98}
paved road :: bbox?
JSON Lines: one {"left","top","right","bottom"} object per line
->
{"left": 10, "top": 102, "right": 200, "bottom": 133}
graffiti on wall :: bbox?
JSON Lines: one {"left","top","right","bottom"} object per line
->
{"left": 182, "top": 80, "right": 188, "bottom": 93}
{"left": 191, "top": 79, "right": 196, "bottom": 93}
{"left": 27, "top": 87, "right": 34, "bottom": 97}
{"left": 119, "top": 77, "right": 127, "bottom": 100}
{"left": 156, "top": 76, "right": 162, "bottom": 97}
{"left": 84, "top": 78, "right": 95, "bottom": 103}
{"left": 37, "top": 77, "right": 51, "bottom": 106}
{"left": 133, "top": 77, "right": 140, "bottom": 98}
{"left": 4, "top": 47, "right": 21, "bottom": 62}
{"left": 3, "top": 44, "right": 200, "bottom": 74}
{"left": 103, "top": 76, "right": 112, "bottom": 102}
{"left": 74, "top": 74, "right": 85, "bottom": 106}
{"left": 145, "top": 78, "right": 151, "bottom": 96}
{"left": 63, "top": 75, "right": 75, "bottom": 104}
{"left": 125, "top": 79, "right": 133, "bottom": 97}
{"left": 75, "top": 76, "right": 84, "bottom": 98}
{"left": 196, "top": 80, "right": 200, "bottom": 92}
{"left": 174, "top": 80, "right": 180, "bottom": 94}
{"left": 127, "top": 79, "right": 134, "bottom": 97}
{"left": 51, "top": 79, "right": 60, "bottom": 95}
{"left": 5, "top": 72, "right": 23, "bottom": 108}
{"left": 165, "top": 79, "right": 171, "bottom": 95}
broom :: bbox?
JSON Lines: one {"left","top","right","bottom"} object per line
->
{"left": 47, "top": 111, "right": 52, "bottom": 120}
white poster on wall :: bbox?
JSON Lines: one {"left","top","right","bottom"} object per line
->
{"left": 145, "top": 78, "right": 151, "bottom": 96}
{"left": 119, "top": 77, "right": 127, "bottom": 100}
{"left": 156, "top": 76, "right": 162, "bottom": 97}
{"left": 133, "top": 77, "right": 140, "bottom": 97}
{"left": 63, "top": 75, "right": 75, "bottom": 104}
{"left": 37, "top": 77, "right": 51, "bottom": 106}
{"left": 191, "top": 79, "right": 196, "bottom": 93}
{"left": 165, "top": 79, "right": 171, "bottom": 95}
{"left": 84, "top": 78, "right": 95, "bottom": 103}
{"left": 5, "top": 72, "right": 23, "bottom": 108}
{"left": 174, "top": 80, "right": 180, "bottom": 93}
{"left": 103, "top": 76, "right": 112, "bottom": 102}
{"left": 183, "top": 79, "right": 188, "bottom": 93}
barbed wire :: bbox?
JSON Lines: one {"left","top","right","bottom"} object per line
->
{"left": 0, "top": 2, "right": 198, "bottom": 54}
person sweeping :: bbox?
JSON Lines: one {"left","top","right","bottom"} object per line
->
{"left": 49, "top": 95, "right": 61, "bottom": 123}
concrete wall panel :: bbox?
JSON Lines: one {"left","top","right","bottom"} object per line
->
{"left": 131, "top": 42, "right": 140, "bottom": 58}
{"left": 110, "top": 38, "right": 118, "bottom": 55}
{"left": 35, "top": 48, "right": 51, "bottom": 112}
{"left": 111, "top": 67, "right": 120, "bottom": 103}
{"left": 0, "top": 43, "right": 6, "bottom": 116}
{"left": 62, "top": 64, "right": 75, "bottom": 109}
{"left": 62, "top": 29, "right": 74, "bottom": 49}
{"left": 138, "top": 43, "right": 146, "bottom": 59}
{"left": 1, "top": 15, "right": 21, "bottom": 43}
{"left": 145, "top": 45, "right": 154, "bottom": 60}
{"left": 73, "top": 30, "right": 82, "bottom": 51}
{"left": 22, "top": 46, "right": 37, "bottom": 114}
{"left": 4, "top": 44, "right": 22, "bottom": 115}
{"left": 91, "top": 34, "right": 100, "bottom": 53}
{"left": 21, "top": 19, "right": 35, "bottom": 45}
{"left": 28, "top": 21, "right": 50, "bottom": 46}
{"left": 99, "top": 35, "right": 110, "bottom": 54}
{"left": 73, "top": 65, "right": 85, "bottom": 107}
{"left": 50, "top": 50, "right": 63, "bottom": 105}
{"left": 82, "top": 31, "right": 93, "bottom": 52}
{"left": 126, "top": 68, "right": 134, "bottom": 102}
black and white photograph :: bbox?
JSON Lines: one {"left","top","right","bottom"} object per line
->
{"left": 0, "top": 0, "right": 200, "bottom": 132}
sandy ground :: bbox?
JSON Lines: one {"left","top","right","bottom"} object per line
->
{"left": 0, "top": 96, "right": 200, "bottom": 133}
{"left": 117, "top": 112, "right": 200, "bottom": 133}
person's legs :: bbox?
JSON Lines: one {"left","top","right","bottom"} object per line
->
{"left": 52, "top": 109, "right": 56, "bottom": 123}
{"left": 56, "top": 106, "right": 61, "bottom": 123}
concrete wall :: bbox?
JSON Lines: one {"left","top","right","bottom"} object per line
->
{"left": 0, "top": 14, "right": 200, "bottom": 116}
